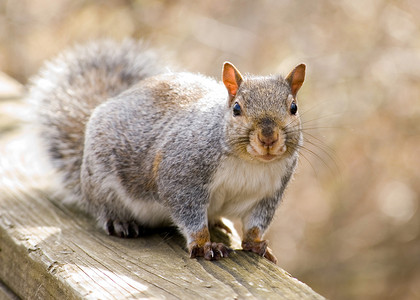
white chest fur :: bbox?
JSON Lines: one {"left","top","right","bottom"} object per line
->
{"left": 207, "top": 156, "right": 291, "bottom": 221}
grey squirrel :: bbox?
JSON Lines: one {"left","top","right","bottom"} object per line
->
{"left": 30, "top": 39, "right": 305, "bottom": 263}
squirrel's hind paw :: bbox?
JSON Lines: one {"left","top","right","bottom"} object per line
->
{"left": 190, "top": 242, "right": 233, "bottom": 261}
{"left": 105, "top": 219, "right": 144, "bottom": 238}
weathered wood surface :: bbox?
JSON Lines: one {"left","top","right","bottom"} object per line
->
{"left": 0, "top": 73, "right": 324, "bottom": 300}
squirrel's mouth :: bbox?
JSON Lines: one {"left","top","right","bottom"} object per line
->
{"left": 239, "top": 128, "right": 288, "bottom": 162}
{"left": 247, "top": 144, "right": 287, "bottom": 162}
{"left": 256, "top": 153, "right": 278, "bottom": 162}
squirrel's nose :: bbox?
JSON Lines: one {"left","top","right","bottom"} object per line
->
{"left": 258, "top": 132, "right": 278, "bottom": 147}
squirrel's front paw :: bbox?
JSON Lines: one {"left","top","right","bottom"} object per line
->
{"left": 242, "top": 240, "right": 278, "bottom": 264}
{"left": 189, "top": 242, "right": 233, "bottom": 261}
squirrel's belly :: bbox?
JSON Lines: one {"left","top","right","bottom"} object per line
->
{"left": 207, "top": 156, "right": 291, "bottom": 220}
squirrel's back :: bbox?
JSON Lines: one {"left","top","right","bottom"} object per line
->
{"left": 29, "top": 39, "right": 165, "bottom": 198}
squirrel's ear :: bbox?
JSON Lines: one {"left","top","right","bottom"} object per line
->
{"left": 222, "top": 62, "right": 243, "bottom": 103}
{"left": 286, "top": 63, "right": 306, "bottom": 98}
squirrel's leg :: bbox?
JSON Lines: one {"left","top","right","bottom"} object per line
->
{"left": 80, "top": 117, "right": 150, "bottom": 237}
{"left": 241, "top": 197, "right": 280, "bottom": 264}
{"left": 93, "top": 196, "right": 145, "bottom": 238}
{"left": 165, "top": 192, "right": 232, "bottom": 260}
{"left": 80, "top": 167, "right": 145, "bottom": 238}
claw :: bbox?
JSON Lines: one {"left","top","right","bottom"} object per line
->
{"left": 242, "top": 239, "right": 278, "bottom": 264}
{"left": 263, "top": 247, "right": 278, "bottom": 264}
{"left": 218, "top": 249, "right": 224, "bottom": 258}
{"left": 104, "top": 219, "right": 143, "bottom": 238}
{"left": 190, "top": 242, "right": 231, "bottom": 261}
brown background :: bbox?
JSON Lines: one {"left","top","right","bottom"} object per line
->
{"left": 1, "top": 1, "right": 419, "bottom": 299}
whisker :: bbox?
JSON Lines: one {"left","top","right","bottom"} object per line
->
{"left": 289, "top": 145, "right": 319, "bottom": 178}
{"left": 302, "top": 138, "right": 341, "bottom": 175}
{"left": 281, "top": 100, "right": 338, "bottom": 133}
{"left": 296, "top": 103, "right": 320, "bottom": 119}
{"left": 294, "top": 97, "right": 341, "bottom": 119}
{"left": 292, "top": 143, "right": 339, "bottom": 176}
{"left": 299, "top": 111, "right": 344, "bottom": 127}
{"left": 284, "top": 125, "right": 345, "bottom": 135}
{"left": 302, "top": 131, "right": 337, "bottom": 157}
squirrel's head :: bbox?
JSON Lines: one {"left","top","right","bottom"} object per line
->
{"left": 222, "top": 62, "right": 305, "bottom": 163}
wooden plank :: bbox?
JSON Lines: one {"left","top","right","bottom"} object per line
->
{"left": 0, "top": 79, "right": 324, "bottom": 300}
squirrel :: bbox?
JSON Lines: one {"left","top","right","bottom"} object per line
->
{"left": 29, "top": 39, "right": 305, "bottom": 263}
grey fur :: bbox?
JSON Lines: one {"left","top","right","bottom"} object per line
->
{"left": 30, "top": 39, "right": 165, "bottom": 205}
{"left": 29, "top": 39, "right": 303, "bottom": 253}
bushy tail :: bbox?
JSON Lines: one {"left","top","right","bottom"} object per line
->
{"left": 28, "top": 39, "right": 164, "bottom": 200}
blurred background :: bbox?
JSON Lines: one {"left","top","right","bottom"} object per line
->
{"left": 1, "top": 0, "right": 420, "bottom": 299}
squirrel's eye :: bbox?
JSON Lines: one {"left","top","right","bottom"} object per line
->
{"left": 290, "top": 101, "right": 298, "bottom": 115}
{"left": 233, "top": 102, "right": 242, "bottom": 116}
